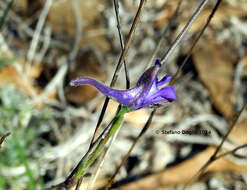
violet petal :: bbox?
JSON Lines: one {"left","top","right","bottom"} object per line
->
{"left": 157, "top": 75, "right": 172, "bottom": 87}
{"left": 70, "top": 77, "right": 142, "bottom": 106}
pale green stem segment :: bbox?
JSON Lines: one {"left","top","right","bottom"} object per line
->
{"left": 65, "top": 106, "right": 130, "bottom": 187}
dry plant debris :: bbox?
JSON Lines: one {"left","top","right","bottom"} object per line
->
{"left": 47, "top": 0, "right": 110, "bottom": 52}
{"left": 119, "top": 147, "right": 247, "bottom": 190}
{"left": 193, "top": 40, "right": 237, "bottom": 119}
{"left": 0, "top": 0, "right": 247, "bottom": 190}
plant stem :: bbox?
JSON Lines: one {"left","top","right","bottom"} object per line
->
{"left": 65, "top": 106, "right": 130, "bottom": 188}
{"left": 0, "top": 174, "right": 6, "bottom": 190}
{"left": 160, "top": 0, "right": 209, "bottom": 65}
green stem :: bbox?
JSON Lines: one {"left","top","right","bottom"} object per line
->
{"left": 65, "top": 106, "right": 130, "bottom": 187}
{"left": 0, "top": 174, "right": 6, "bottom": 190}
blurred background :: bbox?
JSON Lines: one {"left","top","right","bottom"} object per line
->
{"left": 1, "top": 0, "right": 247, "bottom": 189}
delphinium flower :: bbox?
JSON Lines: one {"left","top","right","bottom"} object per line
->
{"left": 64, "top": 59, "right": 177, "bottom": 187}
{"left": 70, "top": 59, "right": 177, "bottom": 110}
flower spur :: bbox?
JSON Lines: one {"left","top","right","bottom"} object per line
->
{"left": 70, "top": 59, "right": 177, "bottom": 111}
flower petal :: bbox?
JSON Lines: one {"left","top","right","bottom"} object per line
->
{"left": 157, "top": 75, "right": 172, "bottom": 87}
{"left": 138, "top": 85, "right": 176, "bottom": 109}
{"left": 136, "top": 61, "right": 160, "bottom": 87}
{"left": 135, "top": 62, "right": 161, "bottom": 102}
{"left": 159, "top": 86, "right": 177, "bottom": 101}
{"left": 70, "top": 77, "right": 142, "bottom": 106}
{"left": 139, "top": 94, "right": 169, "bottom": 108}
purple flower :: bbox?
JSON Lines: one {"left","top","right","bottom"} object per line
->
{"left": 70, "top": 59, "right": 177, "bottom": 110}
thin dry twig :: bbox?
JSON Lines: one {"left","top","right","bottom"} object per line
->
{"left": 183, "top": 100, "right": 247, "bottom": 190}
{"left": 211, "top": 101, "right": 247, "bottom": 158}
{"left": 68, "top": 0, "right": 83, "bottom": 63}
{"left": 113, "top": 0, "right": 130, "bottom": 89}
{"left": 0, "top": 1, "right": 70, "bottom": 51}
{"left": 36, "top": 27, "right": 51, "bottom": 65}
{"left": 160, "top": 0, "right": 209, "bottom": 65}
{"left": 35, "top": 0, "right": 82, "bottom": 106}
{"left": 75, "top": 179, "right": 82, "bottom": 190}
{"left": 0, "top": 132, "right": 10, "bottom": 149}
{"left": 215, "top": 144, "right": 247, "bottom": 160}
{"left": 169, "top": 0, "right": 223, "bottom": 85}
{"left": 26, "top": 0, "right": 52, "bottom": 65}
{"left": 147, "top": 0, "right": 183, "bottom": 68}
{"left": 32, "top": 63, "right": 68, "bottom": 104}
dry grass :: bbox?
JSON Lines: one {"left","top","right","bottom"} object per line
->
{"left": 0, "top": 0, "right": 247, "bottom": 189}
